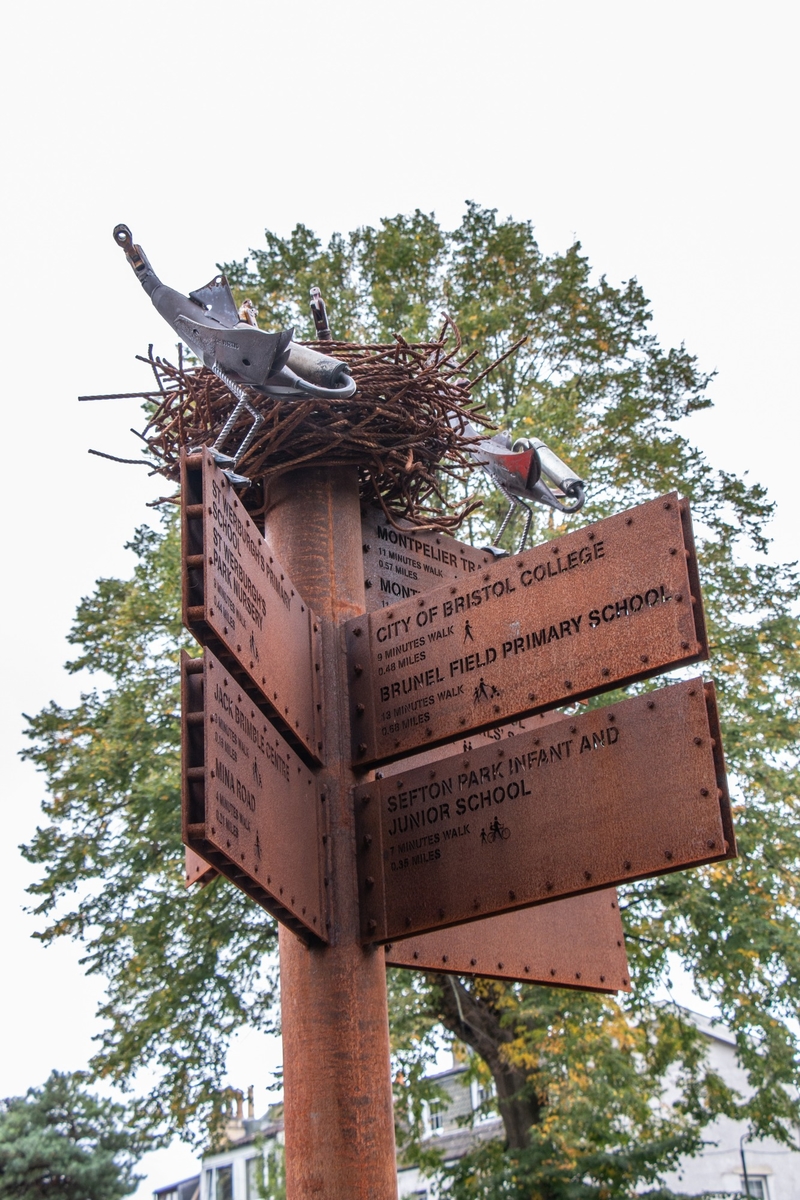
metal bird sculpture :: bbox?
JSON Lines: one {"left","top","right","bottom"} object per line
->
{"left": 113, "top": 224, "right": 356, "bottom": 483}
{"left": 458, "top": 417, "right": 586, "bottom": 556}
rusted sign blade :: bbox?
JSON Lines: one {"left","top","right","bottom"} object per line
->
{"left": 355, "top": 678, "right": 734, "bottom": 943}
{"left": 182, "top": 650, "right": 328, "bottom": 944}
{"left": 384, "top": 890, "right": 631, "bottom": 992}
{"left": 347, "top": 493, "right": 707, "bottom": 766}
{"left": 361, "top": 506, "right": 493, "bottom": 612}
{"left": 184, "top": 845, "right": 218, "bottom": 888}
{"left": 182, "top": 450, "right": 324, "bottom": 764}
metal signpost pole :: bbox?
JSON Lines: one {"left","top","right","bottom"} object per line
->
{"left": 263, "top": 465, "right": 398, "bottom": 1199}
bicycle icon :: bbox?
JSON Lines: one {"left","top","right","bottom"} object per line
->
{"left": 481, "top": 817, "right": 511, "bottom": 844}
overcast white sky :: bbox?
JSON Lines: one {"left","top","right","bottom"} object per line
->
{"left": 1, "top": 1, "right": 797, "bottom": 1193}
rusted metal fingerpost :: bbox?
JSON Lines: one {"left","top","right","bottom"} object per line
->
{"left": 264, "top": 466, "right": 398, "bottom": 1199}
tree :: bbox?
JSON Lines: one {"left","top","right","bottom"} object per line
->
{"left": 0, "top": 1072, "right": 145, "bottom": 1200}
{"left": 21, "top": 206, "right": 800, "bottom": 1193}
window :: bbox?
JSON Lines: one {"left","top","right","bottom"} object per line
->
{"left": 245, "top": 1157, "right": 260, "bottom": 1200}
{"left": 428, "top": 1100, "right": 443, "bottom": 1131}
{"left": 215, "top": 1166, "right": 233, "bottom": 1200}
{"left": 741, "top": 1178, "right": 769, "bottom": 1200}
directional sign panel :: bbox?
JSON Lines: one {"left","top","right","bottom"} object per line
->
{"left": 347, "top": 493, "right": 707, "bottom": 766}
{"left": 182, "top": 650, "right": 328, "bottom": 944}
{"left": 354, "top": 678, "right": 734, "bottom": 943}
{"left": 361, "top": 506, "right": 493, "bottom": 612}
{"left": 182, "top": 450, "right": 323, "bottom": 764}
{"left": 384, "top": 891, "right": 631, "bottom": 992}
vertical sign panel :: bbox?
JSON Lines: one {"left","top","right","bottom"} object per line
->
{"left": 347, "top": 493, "right": 707, "bottom": 765}
{"left": 182, "top": 450, "right": 323, "bottom": 764}
{"left": 354, "top": 679, "right": 734, "bottom": 943}
{"left": 182, "top": 650, "right": 328, "bottom": 944}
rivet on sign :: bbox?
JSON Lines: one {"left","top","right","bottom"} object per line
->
{"left": 438, "top": 907, "right": 445, "bottom": 919}
{"left": 617, "top": 940, "right": 622, "bottom": 947}
{"left": 623, "top": 860, "right": 631, "bottom": 870}
{"left": 694, "top": 737, "right": 703, "bottom": 746}
{"left": 551, "top": 546, "right": 559, "bottom": 555}
{"left": 700, "top": 787, "right": 709, "bottom": 796}
{"left": 375, "top": 771, "right": 384, "bottom": 780}
{"left": 405, "top": 916, "right": 412, "bottom": 927}
{"left": 676, "top": 593, "right": 683, "bottom": 602}
{"left": 353, "top": 626, "right": 362, "bottom": 637}
{"left": 497, "top": 962, "right": 504, "bottom": 970}
{"left": 473, "top": 898, "right": 479, "bottom": 908}
{"left": 413, "top": 951, "right": 419, "bottom": 960}
{"left": 664, "top": 850, "right": 673, "bottom": 860}
{"left": 625, "top": 517, "right": 633, "bottom": 525}
{"left": 647, "top": 701, "right": 655, "bottom": 709}
{"left": 362, "top": 544, "right": 370, "bottom": 553}
{"left": 356, "top": 703, "right": 365, "bottom": 716}
{"left": 509, "top": 890, "right": 516, "bottom": 901}
{"left": 570, "top": 725, "right": 577, "bottom": 734}
{"left": 470, "top": 958, "right": 477, "bottom": 966}
{"left": 367, "top": 919, "right": 377, "bottom": 933}
{"left": 681, "top": 641, "right": 690, "bottom": 650}
{"left": 358, "top": 743, "right": 367, "bottom": 755}
{"left": 493, "top": 705, "right": 500, "bottom": 713}
{"left": 362, "top": 834, "right": 372, "bottom": 847}
{"left": 442, "top": 955, "right": 448, "bottom": 963}
{"left": 588, "top": 531, "right": 595, "bottom": 540}
{"left": 524, "top": 965, "right": 530, "bottom": 972}
{"left": 450, "top": 587, "right": 457, "bottom": 594}
{"left": 426, "top": 728, "right": 433, "bottom": 737}
{"left": 664, "top": 502, "right": 672, "bottom": 509}
{"left": 564, "top": 680, "right": 572, "bottom": 689}
{"left": 483, "top": 573, "right": 490, "bottom": 581}
{"left": 640, "top": 655, "right": 649, "bottom": 664}
{"left": 608, "top": 714, "right": 615, "bottom": 722}
{"left": 516, "top": 559, "right": 524, "bottom": 568}
{"left": 550, "top": 968, "right": 556, "bottom": 976}
{"left": 365, "top": 877, "right": 375, "bottom": 888}
{"left": 601, "top": 667, "right": 610, "bottom": 677}
{"left": 394, "top": 739, "right": 400, "bottom": 747}
{"left": 418, "top": 598, "right": 425, "bottom": 606}
{"left": 670, "top": 547, "right": 677, "bottom": 556}
{"left": 575, "top": 972, "right": 581, "bottom": 979}
{"left": 354, "top": 663, "right": 363, "bottom": 676}
{"left": 545, "top": 881, "right": 553, "bottom": 891}
{"left": 600, "top": 975, "right": 605, "bottom": 982}
{"left": 528, "top": 691, "right": 536, "bottom": 701}
{"left": 460, "top": 717, "right": 466, "bottom": 725}
{"left": 365, "top": 580, "right": 372, "bottom": 589}
{"left": 707, "top": 840, "right": 716, "bottom": 849}
{"left": 584, "top": 871, "right": 592, "bottom": 881}
{"left": 623, "top": 977, "right": 629, "bottom": 985}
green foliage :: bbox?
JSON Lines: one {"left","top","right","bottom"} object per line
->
{"left": 20, "top": 205, "right": 800, "bottom": 1193}
{"left": 20, "top": 520, "right": 279, "bottom": 1145}
{"left": 0, "top": 1072, "right": 145, "bottom": 1200}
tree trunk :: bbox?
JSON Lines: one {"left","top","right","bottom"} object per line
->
{"left": 431, "top": 973, "right": 542, "bottom": 1150}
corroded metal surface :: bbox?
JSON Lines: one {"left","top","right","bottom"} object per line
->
{"left": 184, "top": 845, "right": 217, "bottom": 888}
{"left": 385, "top": 890, "right": 630, "bottom": 992}
{"left": 347, "top": 493, "right": 707, "bottom": 766}
{"left": 355, "top": 678, "right": 734, "bottom": 943}
{"left": 181, "top": 649, "right": 327, "bottom": 944}
{"left": 360, "top": 507, "right": 492, "bottom": 612}
{"left": 182, "top": 450, "right": 324, "bottom": 764}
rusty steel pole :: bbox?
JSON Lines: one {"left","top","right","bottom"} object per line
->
{"left": 263, "top": 466, "right": 398, "bottom": 1199}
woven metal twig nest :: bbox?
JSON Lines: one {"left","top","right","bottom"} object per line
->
{"left": 100, "top": 319, "right": 522, "bottom": 530}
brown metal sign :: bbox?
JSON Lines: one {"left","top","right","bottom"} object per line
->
{"left": 182, "top": 649, "right": 328, "bottom": 944}
{"left": 347, "top": 493, "right": 707, "bottom": 766}
{"left": 385, "top": 890, "right": 631, "bottom": 992}
{"left": 182, "top": 450, "right": 324, "bottom": 764}
{"left": 184, "top": 845, "right": 217, "bottom": 888}
{"left": 360, "top": 506, "right": 493, "bottom": 612}
{"left": 354, "top": 678, "right": 734, "bottom": 943}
